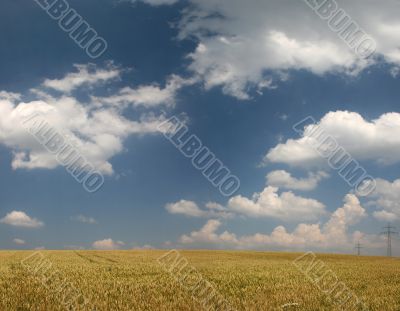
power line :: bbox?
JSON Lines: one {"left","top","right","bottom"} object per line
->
{"left": 381, "top": 224, "right": 398, "bottom": 257}
{"left": 355, "top": 241, "right": 363, "bottom": 256}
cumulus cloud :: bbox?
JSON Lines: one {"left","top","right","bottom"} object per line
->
{"left": 0, "top": 66, "right": 171, "bottom": 175}
{"left": 0, "top": 211, "right": 44, "bottom": 228}
{"left": 171, "top": 0, "right": 400, "bottom": 99}
{"left": 228, "top": 186, "right": 326, "bottom": 221}
{"left": 92, "top": 238, "right": 125, "bottom": 250}
{"left": 266, "top": 170, "right": 329, "bottom": 191}
{"left": 168, "top": 186, "right": 326, "bottom": 221}
{"left": 266, "top": 111, "right": 400, "bottom": 167}
{"left": 0, "top": 97, "right": 165, "bottom": 174}
{"left": 179, "top": 194, "right": 368, "bottom": 250}
{"left": 366, "top": 178, "right": 400, "bottom": 222}
{"left": 180, "top": 219, "right": 238, "bottom": 246}
{"left": 166, "top": 200, "right": 204, "bottom": 217}
{"left": 323, "top": 194, "right": 367, "bottom": 243}
{"left": 13, "top": 238, "right": 26, "bottom": 245}
{"left": 165, "top": 200, "right": 233, "bottom": 218}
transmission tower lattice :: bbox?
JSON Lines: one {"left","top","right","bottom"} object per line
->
{"left": 381, "top": 224, "right": 398, "bottom": 257}
{"left": 355, "top": 241, "right": 363, "bottom": 256}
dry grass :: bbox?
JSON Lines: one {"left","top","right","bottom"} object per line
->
{"left": 0, "top": 250, "right": 399, "bottom": 310}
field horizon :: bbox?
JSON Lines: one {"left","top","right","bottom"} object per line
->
{"left": 1, "top": 248, "right": 397, "bottom": 259}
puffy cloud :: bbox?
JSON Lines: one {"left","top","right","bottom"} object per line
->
{"left": 366, "top": 178, "right": 400, "bottom": 222}
{"left": 323, "top": 194, "right": 367, "bottom": 243}
{"left": 0, "top": 211, "right": 44, "bottom": 228}
{"left": 168, "top": 186, "right": 325, "bottom": 221}
{"left": 180, "top": 219, "right": 238, "bottom": 245}
{"left": 42, "top": 64, "right": 121, "bottom": 93}
{"left": 92, "top": 239, "right": 125, "bottom": 250}
{"left": 13, "top": 238, "right": 26, "bottom": 245}
{"left": 93, "top": 75, "right": 196, "bottom": 109}
{"left": 266, "top": 170, "right": 329, "bottom": 191}
{"left": 179, "top": 194, "right": 368, "bottom": 250}
{"left": 0, "top": 98, "right": 165, "bottom": 174}
{"left": 0, "top": 66, "right": 170, "bottom": 175}
{"left": 173, "top": 0, "right": 400, "bottom": 99}
{"left": 266, "top": 111, "right": 400, "bottom": 167}
{"left": 228, "top": 186, "right": 326, "bottom": 221}
{"left": 72, "top": 215, "right": 97, "bottom": 224}
{"left": 166, "top": 200, "right": 204, "bottom": 217}
{"left": 166, "top": 200, "right": 205, "bottom": 217}
{"left": 165, "top": 200, "right": 233, "bottom": 218}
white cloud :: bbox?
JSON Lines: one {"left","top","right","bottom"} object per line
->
{"left": 72, "top": 215, "right": 97, "bottom": 224}
{"left": 13, "top": 238, "right": 26, "bottom": 245}
{"left": 373, "top": 210, "right": 397, "bottom": 222}
{"left": 92, "top": 238, "right": 125, "bottom": 250}
{"left": 179, "top": 194, "right": 368, "bottom": 251}
{"left": 266, "top": 170, "right": 328, "bottom": 191}
{"left": 266, "top": 111, "right": 400, "bottom": 167}
{"left": 228, "top": 186, "right": 326, "bottom": 221}
{"left": 165, "top": 200, "right": 232, "bottom": 218}
{"left": 0, "top": 66, "right": 170, "bottom": 175}
{"left": 0, "top": 211, "right": 44, "bottom": 228}
{"left": 0, "top": 91, "right": 21, "bottom": 102}
{"left": 366, "top": 178, "right": 400, "bottom": 222}
{"left": 42, "top": 64, "right": 121, "bottom": 93}
{"left": 93, "top": 75, "right": 195, "bottom": 109}
{"left": 173, "top": 0, "right": 400, "bottom": 99}
{"left": 323, "top": 194, "right": 367, "bottom": 243}
{"left": 180, "top": 219, "right": 238, "bottom": 246}
{"left": 166, "top": 200, "right": 205, "bottom": 217}
{"left": 168, "top": 186, "right": 326, "bottom": 222}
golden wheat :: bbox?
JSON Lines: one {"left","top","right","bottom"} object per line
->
{"left": 0, "top": 250, "right": 398, "bottom": 310}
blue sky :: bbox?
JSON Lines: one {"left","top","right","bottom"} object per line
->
{"left": 1, "top": 0, "right": 400, "bottom": 255}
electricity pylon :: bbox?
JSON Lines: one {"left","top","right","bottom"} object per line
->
{"left": 381, "top": 224, "right": 398, "bottom": 257}
{"left": 355, "top": 241, "right": 363, "bottom": 256}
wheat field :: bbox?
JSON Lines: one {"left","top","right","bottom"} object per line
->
{"left": 0, "top": 250, "right": 399, "bottom": 311}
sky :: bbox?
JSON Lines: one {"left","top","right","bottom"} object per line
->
{"left": 0, "top": 0, "right": 400, "bottom": 255}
